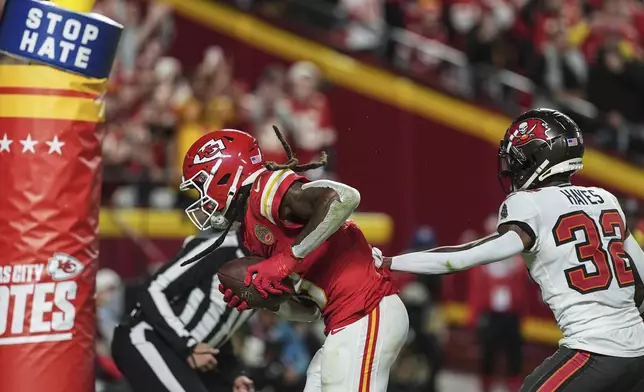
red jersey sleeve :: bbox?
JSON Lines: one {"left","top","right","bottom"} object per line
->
{"left": 258, "top": 169, "right": 309, "bottom": 228}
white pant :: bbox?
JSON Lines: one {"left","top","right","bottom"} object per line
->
{"left": 303, "top": 294, "right": 409, "bottom": 392}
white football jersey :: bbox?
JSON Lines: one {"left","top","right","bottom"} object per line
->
{"left": 498, "top": 185, "right": 644, "bottom": 357}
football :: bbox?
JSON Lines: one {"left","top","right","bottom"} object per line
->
{"left": 217, "top": 256, "right": 294, "bottom": 310}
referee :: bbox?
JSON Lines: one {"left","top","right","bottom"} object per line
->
{"left": 111, "top": 229, "right": 255, "bottom": 392}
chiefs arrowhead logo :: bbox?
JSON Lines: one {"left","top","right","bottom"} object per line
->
{"left": 47, "top": 253, "right": 84, "bottom": 281}
{"left": 254, "top": 224, "right": 275, "bottom": 245}
{"left": 193, "top": 138, "right": 227, "bottom": 165}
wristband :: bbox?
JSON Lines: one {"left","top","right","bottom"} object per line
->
{"left": 275, "top": 248, "right": 299, "bottom": 276}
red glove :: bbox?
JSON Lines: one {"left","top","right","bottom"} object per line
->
{"left": 244, "top": 250, "right": 298, "bottom": 298}
{"left": 218, "top": 284, "right": 250, "bottom": 311}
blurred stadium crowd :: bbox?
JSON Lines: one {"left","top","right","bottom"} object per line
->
{"left": 97, "top": 0, "right": 336, "bottom": 209}
{"left": 78, "top": 0, "right": 644, "bottom": 391}
{"left": 244, "top": 0, "right": 644, "bottom": 163}
{"left": 97, "top": 0, "right": 644, "bottom": 209}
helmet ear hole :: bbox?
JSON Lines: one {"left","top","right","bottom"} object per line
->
{"left": 217, "top": 173, "right": 231, "bottom": 185}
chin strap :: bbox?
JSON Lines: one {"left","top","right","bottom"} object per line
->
{"left": 180, "top": 185, "right": 252, "bottom": 267}
{"left": 520, "top": 158, "right": 583, "bottom": 191}
{"left": 180, "top": 223, "right": 234, "bottom": 267}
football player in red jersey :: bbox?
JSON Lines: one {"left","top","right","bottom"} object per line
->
{"left": 178, "top": 127, "right": 408, "bottom": 392}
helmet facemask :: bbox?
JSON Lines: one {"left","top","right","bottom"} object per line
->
{"left": 180, "top": 161, "right": 245, "bottom": 230}
{"left": 498, "top": 137, "right": 583, "bottom": 194}
{"left": 498, "top": 140, "right": 530, "bottom": 194}
{"left": 181, "top": 170, "right": 220, "bottom": 230}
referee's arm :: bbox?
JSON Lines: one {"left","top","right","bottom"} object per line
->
{"left": 138, "top": 262, "right": 206, "bottom": 356}
{"left": 138, "top": 241, "right": 228, "bottom": 357}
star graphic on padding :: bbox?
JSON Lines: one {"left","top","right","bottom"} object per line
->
{"left": 46, "top": 136, "right": 65, "bottom": 155}
{"left": 20, "top": 134, "right": 38, "bottom": 153}
{"left": 0, "top": 134, "right": 12, "bottom": 152}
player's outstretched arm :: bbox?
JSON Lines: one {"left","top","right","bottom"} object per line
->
{"left": 381, "top": 224, "right": 532, "bottom": 274}
{"left": 281, "top": 180, "right": 361, "bottom": 259}
{"left": 624, "top": 233, "right": 644, "bottom": 314}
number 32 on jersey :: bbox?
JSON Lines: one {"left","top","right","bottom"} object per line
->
{"left": 553, "top": 209, "right": 635, "bottom": 294}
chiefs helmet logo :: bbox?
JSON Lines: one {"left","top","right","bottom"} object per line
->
{"left": 193, "top": 139, "right": 227, "bottom": 165}
{"left": 47, "top": 253, "right": 84, "bottom": 281}
{"left": 507, "top": 119, "right": 556, "bottom": 148}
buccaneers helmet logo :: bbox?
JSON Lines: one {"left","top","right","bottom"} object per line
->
{"left": 193, "top": 139, "right": 227, "bottom": 165}
{"left": 507, "top": 119, "right": 556, "bottom": 148}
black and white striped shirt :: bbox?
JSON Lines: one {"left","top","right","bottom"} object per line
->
{"left": 132, "top": 231, "right": 254, "bottom": 356}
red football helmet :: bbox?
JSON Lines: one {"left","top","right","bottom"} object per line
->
{"left": 180, "top": 129, "right": 265, "bottom": 230}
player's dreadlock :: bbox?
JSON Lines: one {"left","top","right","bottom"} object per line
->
{"left": 265, "top": 126, "right": 328, "bottom": 172}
